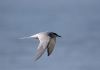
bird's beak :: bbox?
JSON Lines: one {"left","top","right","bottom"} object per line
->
{"left": 57, "top": 35, "right": 61, "bottom": 37}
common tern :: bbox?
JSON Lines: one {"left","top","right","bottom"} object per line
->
{"left": 21, "top": 32, "right": 61, "bottom": 61}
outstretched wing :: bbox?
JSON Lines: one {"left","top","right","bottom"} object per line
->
{"left": 47, "top": 38, "right": 56, "bottom": 56}
{"left": 34, "top": 38, "right": 50, "bottom": 61}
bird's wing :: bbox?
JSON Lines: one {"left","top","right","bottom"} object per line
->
{"left": 34, "top": 38, "right": 50, "bottom": 61}
{"left": 47, "top": 38, "right": 56, "bottom": 56}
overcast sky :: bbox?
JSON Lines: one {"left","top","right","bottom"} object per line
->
{"left": 0, "top": 0, "right": 100, "bottom": 70}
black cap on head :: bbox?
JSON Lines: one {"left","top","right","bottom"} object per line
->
{"left": 53, "top": 32, "right": 61, "bottom": 37}
{"left": 48, "top": 32, "right": 61, "bottom": 38}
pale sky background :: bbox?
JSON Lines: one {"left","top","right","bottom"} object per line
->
{"left": 0, "top": 0, "right": 100, "bottom": 70}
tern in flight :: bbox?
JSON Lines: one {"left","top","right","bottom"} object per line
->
{"left": 21, "top": 32, "right": 61, "bottom": 61}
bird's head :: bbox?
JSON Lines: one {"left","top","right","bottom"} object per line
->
{"left": 48, "top": 32, "right": 61, "bottom": 38}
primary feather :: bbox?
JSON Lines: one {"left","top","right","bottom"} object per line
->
{"left": 47, "top": 37, "right": 56, "bottom": 56}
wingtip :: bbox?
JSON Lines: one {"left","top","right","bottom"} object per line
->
{"left": 33, "top": 55, "right": 41, "bottom": 61}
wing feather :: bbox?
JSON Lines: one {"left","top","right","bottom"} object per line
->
{"left": 47, "top": 38, "right": 56, "bottom": 56}
{"left": 34, "top": 37, "right": 50, "bottom": 61}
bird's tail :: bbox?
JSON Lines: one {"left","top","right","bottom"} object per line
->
{"left": 19, "top": 34, "right": 38, "bottom": 39}
{"left": 19, "top": 36, "right": 33, "bottom": 39}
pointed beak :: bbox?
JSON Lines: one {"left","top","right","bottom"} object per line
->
{"left": 57, "top": 35, "right": 61, "bottom": 37}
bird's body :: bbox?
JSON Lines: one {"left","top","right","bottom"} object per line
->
{"left": 21, "top": 32, "right": 61, "bottom": 61}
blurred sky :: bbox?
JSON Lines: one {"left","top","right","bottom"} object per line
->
{"left": 0, "top": 0, "right": 100, "bottom": 70}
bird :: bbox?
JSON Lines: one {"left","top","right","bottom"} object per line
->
{"left": 20, "top": 32, "right": 61, "bottom": 61}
